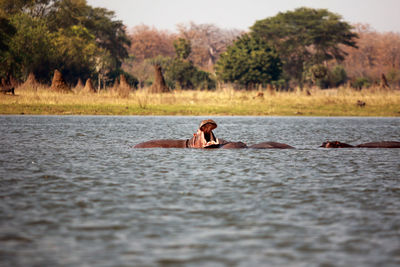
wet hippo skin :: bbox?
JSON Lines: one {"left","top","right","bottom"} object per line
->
{"left": 320, "top": 141, "right": 400, "bottom": 148}
{"left": 134, "top": 119, "right": 294, "bottom": 149}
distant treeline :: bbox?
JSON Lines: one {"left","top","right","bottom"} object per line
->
{"left": 1, "top": 1, "right": 400, "bottom": 90}
{"left": 0, "top": 0, "right": 134, "bottom": 88}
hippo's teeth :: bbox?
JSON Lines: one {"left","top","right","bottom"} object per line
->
{"left": 205, "top": 139, "right": 219, "bottom": 147}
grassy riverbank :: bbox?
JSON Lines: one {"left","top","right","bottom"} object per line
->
{"left": 1, "top": 86, "right": 400, "bottom": 116}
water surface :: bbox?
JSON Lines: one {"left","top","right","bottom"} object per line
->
{"left": 0, "top": 116, "right": 399, "bottom": 266}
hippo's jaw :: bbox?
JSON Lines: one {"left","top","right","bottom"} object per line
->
{"left": 201, "top": 130, "right": 220, "bottom": 148}
{"left": 187, "top": 119, "right": 221, "bottom": 148}
{"left": 189, "top": 129, "right": 220, "bottom": 148}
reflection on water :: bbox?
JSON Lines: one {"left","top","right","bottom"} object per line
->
{"left": 0, "top": 116, "right": 400, "bottom": 266}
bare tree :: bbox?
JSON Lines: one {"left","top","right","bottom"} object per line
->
{"left": 128, "top": 25, "right": 176, "bottom": 63}
{"left": 176, "top": 22, "right": 242, "bottom": 70}
{"left": 342, "top": 23, "right": 400, "bottom": 85}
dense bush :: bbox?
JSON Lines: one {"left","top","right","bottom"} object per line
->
{"left": 351, "top": 77, "right": 371, "bottom": 89}
{"left": 215, "top": 34, "right": 282, "bottom": 89}
{"left": 305, "top": 65, "right": 348, "bottom": 89}
{"left": 164, "top": 58, "right": 215, "bottom": 89}
{"left": 330, "top": 65, "right": 348, "bottom": 87}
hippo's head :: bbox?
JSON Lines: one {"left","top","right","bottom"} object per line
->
{"left": 320, "top": 141, "right": 354, "bottom": 148}
{"left": 188, "top": 119, "right": 220, "bottom": 148}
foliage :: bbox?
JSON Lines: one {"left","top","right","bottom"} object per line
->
{"left": 173, "top": 38, "right": 191, "bottom": 60}
{"left": 0, "top": 0, "right": 131, "bottom": 84}
{"left": 2, "top": 13, "right": 55, "bottom": 81}
{"left": 0, "top": 16, "right": 16, "bottom": 52}
{"left": 0, "top": 0, "right": 53, "bottom": 17}
{"left": 124, "top": 60, "right": 153, "bottom": 88}
{"left": 191, "top": 69, "right": 216, "bottom": 90}
{"left": 330, "top": 65, "right": 348, "bottom": 87}
{"left": 164, "top": 58, "right": 215, "bottom": 89}
{"left": 215, "top": 34, "right": 282, "bottom": 88}
{"left": 305, "top": 64, "right": 348, "bottom": 89}
{"left": 47, "top": 0, "right": 131, "bottom": 68}
{"left": 107, "top": 69, "right": 138, "bottom": 88}
{"left": 386, "top": 68, "right": 400, "bottom": 87}
{"left": 52, "top": 24, "right": 99, "bottom": 82}
{"left": 127, "top": 25, "right": 175, "bottom": 63}
{"left": 163, "top": 39, "right": 215, "bottom": 90}
{"left": 306, "top": 65, "right": 328, "bottom": 89}
{"left": 126, "top": 22, "right": 241, "bottom": 73}
{"left": 0, "top": 16, "right": 16, "bottom": 78}
{"left": 351, "top": 77, "right": 371, "bottom": 90}
{"left": 341, "top": 24, "right": 400, "bottom": 88}
{"left": 251, "top": 7, "right": 358, "bottom": 87}
{"left": 165, "top": 59, "right": 194, "bottom": 89}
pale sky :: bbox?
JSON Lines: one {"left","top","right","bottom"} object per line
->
{"left": 86, "top": 0, "right": 400, "bottom": 33}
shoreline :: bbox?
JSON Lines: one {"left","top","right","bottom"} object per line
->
{"left": 1, "top": 103, "right": 399, "bottom": 117}
{"left": 1, "top": 87, "right": 400, "bottom": 117}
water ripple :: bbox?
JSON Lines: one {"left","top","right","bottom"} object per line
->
{"left": 0, "top": 116, "right": 399, "bottom": 266}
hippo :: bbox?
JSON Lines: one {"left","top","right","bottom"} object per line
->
{"left": 321, "top": 140, "right": 400, "bottom": 148}
{"left": 134, "top": 119, "right": 294, "bottom": 149}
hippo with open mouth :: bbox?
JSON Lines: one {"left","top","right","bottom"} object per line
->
{"left": 134, "top": 119, "right": 294, "bottom": 149}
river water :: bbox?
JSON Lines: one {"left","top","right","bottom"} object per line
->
{"left": 0, "top": 116, "right": 399, "bottom": 266}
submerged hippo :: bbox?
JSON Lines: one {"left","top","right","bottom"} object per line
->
{"left": 134, "top": 119, "right": 294, "bottom": 149}
{"left": 321, "top": 140, "right": 400, "bottom": 148}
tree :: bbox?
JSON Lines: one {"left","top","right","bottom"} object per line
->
{"left": 164, "top": 39, "right": 215, "bottom": 89}
{"left": 128, "top": 25, "right": 175, "bottom": 63}
{"left": 341, "top": 24, "right": 400, "bottom": 88}
{"left": 165, "top": 59, "right": 195, "bottom": 89}
{"left": 0, "top": 17, "right": 16, "bottom": 52}
{"left": 123, "top": 57, "right": 153, "bottom": 88}
{"left": 0, "top": 16, "right": 16, "bottom": 77}
{"left": 215, "top": 34, "right": 282, "bottom": 89}
{"left": 177, "top": 22, "right": 242, "bottom": 70}
{"left": 125, "top": 25, "right": 175, "bottom": 87}
{"left": 0, "top": 0, "right": 132, "bottom": 84}
{"left": 173, "top": 38, "right": 191, "bottom": 60}
{"left": 47, "top": 0, "right": 131, "bottom": 68}
{"left": 251, "top": 7, "right": 358, "bottom": 87}
{"left": 5, "top": 13, "right": 56, "bottom": 81}
{"left": 52, "top": 24, "right": 99, "bottom": 82}
{"left": 0, "top": 0, "right": 54, "bottom": 18}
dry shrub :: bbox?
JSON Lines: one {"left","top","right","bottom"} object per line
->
{"left": 1, "top": 77, "right": 10, "bottom": 90}
{"left": 109, "top": 74, "right": 131, "bottom": 98}
{"left": 266, "top": 84, "right": 275, "bottom": 96}
{"left": 1, "top": 75, "right": 20, "bottom": 89}
{"left": 109, "top": 79, "right": 119, "bottom": 94}
{"left": 118, "top": 74, "right": 131, "bottom": 98}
